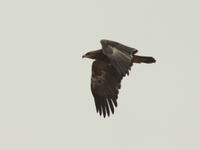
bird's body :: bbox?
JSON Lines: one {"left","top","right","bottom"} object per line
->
{"left": 83, "top": 40, "right": 156, "bottom": 117}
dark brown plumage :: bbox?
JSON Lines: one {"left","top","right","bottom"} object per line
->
{"left": 83, "top": 40, "right": 156, "bottom": 117}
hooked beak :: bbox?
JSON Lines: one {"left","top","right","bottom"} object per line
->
{"left": 82, "top": 54, "right": 86, "bottom": 58}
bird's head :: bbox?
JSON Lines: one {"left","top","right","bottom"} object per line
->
{"left": 82, "top": 50, "right": 102, "bottom": 59}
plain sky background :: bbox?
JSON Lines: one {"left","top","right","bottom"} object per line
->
{"left": 0, "top": 0, "right": 200, "bottom": 150}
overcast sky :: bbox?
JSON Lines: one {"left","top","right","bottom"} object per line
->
{"left": 0, "top": 0, "right": 200, "bottom": 150}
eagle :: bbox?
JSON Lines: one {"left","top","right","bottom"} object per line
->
{"left": 82, "top": 40, "right": 156, "bottom": 117}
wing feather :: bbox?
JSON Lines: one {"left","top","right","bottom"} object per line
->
{"left": 101, "top": 40, "right": 138, "bottom": 76}
{"left": 91, "top": 60, "right": 123, "bottom": 117}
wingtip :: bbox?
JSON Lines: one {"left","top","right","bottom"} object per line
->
{"left": 100, "top": 39, "right": 108, "bottom": 45}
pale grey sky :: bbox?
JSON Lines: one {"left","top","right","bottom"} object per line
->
{"left": 0, "top": 0, "right": 200, "bottom": 150}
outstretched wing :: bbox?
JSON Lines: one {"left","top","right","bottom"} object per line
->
{"left": 100, "top": 39, "right": 138, "bottom": 76}
{"left": 91, "top": 60, "right": 123, "bottom": 117}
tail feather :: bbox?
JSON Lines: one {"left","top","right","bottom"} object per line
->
{"left": 133, "top": 55, "right": 156, "bottom": 64}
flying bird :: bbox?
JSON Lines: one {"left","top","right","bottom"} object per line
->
{"left": 82, "top": 40, "right": 156, "bottom": 117}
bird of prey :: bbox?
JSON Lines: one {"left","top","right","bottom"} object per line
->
{"left": 82, "top": 40, "right": 156, "bottom": 117}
